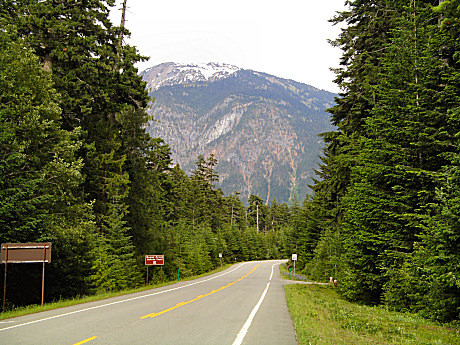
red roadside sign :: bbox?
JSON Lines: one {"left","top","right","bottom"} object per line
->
{"left": 145, "top": 255, "right": 164, "bottom": 266}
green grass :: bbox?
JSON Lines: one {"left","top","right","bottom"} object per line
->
{"left": 285, "top": 284, "right": 460, "bottom": 345}
{"left": 0, "top": 263, "right": 233, "bottom": 320}
{"left": 279, "top": 262, "right": 290, "bottom": 278}
{"left": 280, "top": 264, "right": 289, "bottom": 273}
{"left": 279, "top": 263, "right": 316, "bottom": 282}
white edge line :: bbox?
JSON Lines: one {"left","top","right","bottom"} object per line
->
{"left": 269, "top": 263, "right": 277, "bottom": 281}
{"left": 232, "top": 262, "right": 279, "bottom": 345}
{"left": 0, "top": 262, "right": 251, "bottom": 332}
{"left": 232, "top": 282, "right": 271, "bottom": 345}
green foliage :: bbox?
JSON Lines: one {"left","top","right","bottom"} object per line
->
{"left": 0, "top": 0, "right": 297, "bottom": 312}
{"left": 304, "top": 227, "right": 341, "bottom": 283}
{"left": 302, "top": 0, "right": 460, "bottom": 323}
{"left": 0, "top": 33, "right": 73, "bottom": 241}
{"left": 91, "top": 171, "right": 141, "bottom": 293}
{"left": 7, "top": 0, "right": 459, "bottom": 328}
{"left": 0, "top": 27, "right": 98, "bottom": 304}
{"left": 285, "top": 284, "right": 459, "bottom": 345}
{"left": 247, "top": 194, "right": 268, "bottom": 232}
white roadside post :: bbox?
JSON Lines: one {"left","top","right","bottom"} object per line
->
{"left": 219, "top": 253, "right": 222, "bottom": 267}
{"left": 292, "top": 254, "right": 297, "bottom": 276}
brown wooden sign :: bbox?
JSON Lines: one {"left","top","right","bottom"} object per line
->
{"left": 1, "top": 243, "right": 52, "bottom": 263}
{"left": 1, "top": 242, "right": 52, "bottom": 311}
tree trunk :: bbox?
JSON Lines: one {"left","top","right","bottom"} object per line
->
{"left": 438, "top": 0, "right": 446, "bottom": 25}
{"left": 43, "top": 54, "right": 52, "bottom": 72}
{"left": 114, "top": 0, "right": 128, "bottom": 68}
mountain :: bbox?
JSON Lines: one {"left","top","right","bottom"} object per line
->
{"left": 141, "top": 62, "right": 337, "bottom": 204}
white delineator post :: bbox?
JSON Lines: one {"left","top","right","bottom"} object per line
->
{"left": 292, "top": 254, "right": 297, "bottom": 276}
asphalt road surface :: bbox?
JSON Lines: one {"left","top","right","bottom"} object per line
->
{"left": 0, "top": 260, "right": 297, "bottom": 344}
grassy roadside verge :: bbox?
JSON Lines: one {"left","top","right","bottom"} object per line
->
{"left": 0, "top": 263, "right": 233, "bottom": 320}
{"left": 285, "top": 284, "right": 459, "bottom": 345}
{"left": 279, "top": 262, "right": 290, "bottom": 278}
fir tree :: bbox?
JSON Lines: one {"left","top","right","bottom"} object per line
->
{"left": 0, "top": 28, "right": 96, "bottom": 304}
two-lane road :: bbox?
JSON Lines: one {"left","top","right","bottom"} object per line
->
{"left": 0, "top": 260, "right": 297, "bottom": 344}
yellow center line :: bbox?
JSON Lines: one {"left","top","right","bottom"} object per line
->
{"left": 72, "top": 336, "right": 98, "bottom": 345}
{"left": 140, "top": 264, "right": 261, "bottom": 319}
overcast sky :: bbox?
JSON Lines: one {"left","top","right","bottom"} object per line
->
{"left": 110, "top": 0, "right": 348, "bottom": 93}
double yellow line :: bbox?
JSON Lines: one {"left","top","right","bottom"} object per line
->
{"left": 140, "top": 264, "right": 261, "bottom": 319}
{"left": 72, "top": 264, "right": 261, "bottom": 344}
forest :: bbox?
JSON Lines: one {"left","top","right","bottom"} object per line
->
{"left": 0, "top": 0, "right": 299, "bottom": 310}
{"left": 297, "top": 0, "right": 460, "bottom": 324}
{"left": 0, "top": 0, "right": 459, "bottom": 325}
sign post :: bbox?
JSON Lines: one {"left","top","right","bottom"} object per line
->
{"left": 292, "top": 254, "right": 297, "bottom": 276}
{"left": 1, "top": 243, "right": 52, "bottom": 311}
{"left": 219, "top": 253, "right": 222, "bottom": 268}
{"left": 2, "top": 244, "right": 8, "bottom": 312}
{"left": 145, "top": 255, "right": 164, "bottom": 285}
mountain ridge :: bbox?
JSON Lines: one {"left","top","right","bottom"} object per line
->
{"left": 141, "top": 62, "right": 336, "bottom": 204}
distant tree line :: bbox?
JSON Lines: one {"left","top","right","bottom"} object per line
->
{"left": 0, "top": 0, "right": 300, "bottom": 309}
{"left": 293, "top": 0, "right": 460, "bottom": 324}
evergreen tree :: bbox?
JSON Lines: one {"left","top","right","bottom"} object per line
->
{"left": 341, "top": 0, "right": 458, "bottom": 305}
{"left": 91, "top": 166, "right": 140, "bottom": 292}
{"left": 120, "top": 105, "right": 172, "bottom": 256}
{"left": 304, "top": 0, "right": 403, "bottom": 292}
{"left": 3, "top": 0, "right": 150, "bottom": 234}
{"left": 387, "top": 0, "right": 460, "bottom": 322}
{"left": 306, "top": 1, "right": 460, "bottom": 320}
{"left": 248, "top": 194, "right": 268, "bottom": 232}
{"left": 301, "top": 132, "right": 348, "bottom": 282}
{"left": 266, "top": 199, "right": 289, "bottom": 232}
{"left": 191, "top": 154, "right": 225, "bottom": 229}
{"left": 0, "top": 28, "right": 96, "bottom": 303}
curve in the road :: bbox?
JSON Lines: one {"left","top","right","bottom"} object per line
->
{"left": 141, "top": 263, "right": 261, "bottom": 319}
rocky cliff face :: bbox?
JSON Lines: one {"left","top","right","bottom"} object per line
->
{"left": 141, "top": 62, "right": 336, "bottom": 204}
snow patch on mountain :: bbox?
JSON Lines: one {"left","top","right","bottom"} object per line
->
{"left": 142, "top": 62, "right": 241, "bottom": 90}
{"left": 177, "top": 63, "right": 240, "bottom": 80}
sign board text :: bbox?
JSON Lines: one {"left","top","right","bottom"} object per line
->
{"left": 145, "top": 255, "right": 164, "bottom": 266}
